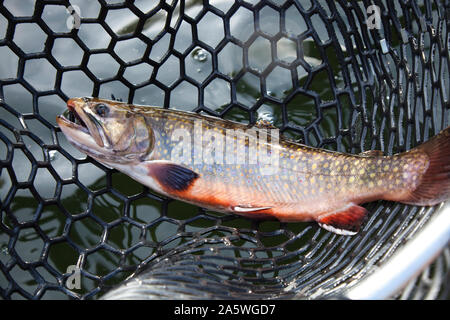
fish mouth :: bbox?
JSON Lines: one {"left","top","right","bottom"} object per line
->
{"left": 62, "top": 100, "right": 89, "bottom": 133}
{"left": 56, "top": 98, "right": 105, "bottom": 148}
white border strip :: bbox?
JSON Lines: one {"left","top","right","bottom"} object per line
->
{"left": 346, "top": 202, "right": 450, "bottom": 300}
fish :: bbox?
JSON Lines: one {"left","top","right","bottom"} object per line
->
{"left": 56, "top": 97, "right": 450, "bottom": 235}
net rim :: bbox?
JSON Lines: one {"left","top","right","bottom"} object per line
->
{"left": 345, "top": 201, "right": 450, "bottom": 299}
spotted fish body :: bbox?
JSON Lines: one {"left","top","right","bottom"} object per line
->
{"left": 57, "top": 98, "right": 450, "bottom": 235}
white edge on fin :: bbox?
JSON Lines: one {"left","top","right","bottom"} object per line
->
{"left": 232, "top": 206, "right": 272, "bottom": 213}
{"left": 318, "top": 222, "right": 358, "bottom": 236}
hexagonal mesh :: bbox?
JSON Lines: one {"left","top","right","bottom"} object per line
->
{"left": 0, "top": 0, "right": 449, "bottom": 299}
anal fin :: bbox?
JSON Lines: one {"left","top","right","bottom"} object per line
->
{"left": 317, "top": 204, "right": 368, "bottom": 236}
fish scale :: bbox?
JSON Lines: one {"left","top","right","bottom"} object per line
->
{"left": 57, "top": 98, "right": 450, "bottom": 235}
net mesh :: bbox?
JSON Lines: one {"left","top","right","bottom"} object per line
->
{"left": 0, "top": 0, "right": 449, "bottom": 300}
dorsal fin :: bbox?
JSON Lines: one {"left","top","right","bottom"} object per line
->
{"left": 232, "top": 205, "right": 272, "bottom": 213}
{"left": 253, "top": 119, "right": 277, "bottom": 130}
{"left": 359, "top": 150, "right": 384, "bottom": 157}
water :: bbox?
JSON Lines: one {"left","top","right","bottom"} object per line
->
{"left": 49, "top": 150, "right": 57, "bottom": 161}
{"left": 185, "top": 47, "right": 212, "bottom": 85}
{"left": 1, "top": 245, "right": 9, "bottom": 256}
{"left": 191, "top": 47, "right": 208, "bottom": 62}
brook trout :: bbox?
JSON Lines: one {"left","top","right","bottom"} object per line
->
{"left": 56, "top": 97, "right": 450, "bottom": 235}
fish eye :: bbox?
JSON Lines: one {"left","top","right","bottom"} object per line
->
{"left": 94, "top": 103, "right": 109, "bottom": 117}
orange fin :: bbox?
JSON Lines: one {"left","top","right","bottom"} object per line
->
{"left": 317, "top": 204, "right": 368, "bottom": 236}
{"left": 401, "top": 126, "right": 450, "bottom": 206}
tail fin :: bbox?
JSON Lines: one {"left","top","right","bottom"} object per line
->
{"left": 402, "top": 127, "right": 450, "bottom": 206}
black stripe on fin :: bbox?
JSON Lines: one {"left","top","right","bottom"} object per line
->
{"left": 149, "top": 162, "right": 199, "bottom": 192}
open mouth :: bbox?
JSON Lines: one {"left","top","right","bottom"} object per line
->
{"left": 57, "top": 98, "right": 105, "bottom": 148}
{"left": 63, "top": 101, "right": 89, "bottom": 134}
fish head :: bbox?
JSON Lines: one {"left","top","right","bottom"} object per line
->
{"left": 56, "top": 97, "right": 154, "bottom": 163}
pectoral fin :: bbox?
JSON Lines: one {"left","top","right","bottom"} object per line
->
{"left": 317, "top": 204, "right": 368, "bottom": 236}
{"left": 146, "top": 161, "right": 199, "bottom": 192}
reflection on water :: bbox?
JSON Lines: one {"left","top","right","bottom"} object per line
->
{"left": 191, "top": 47, "right": 208, "bottom": 62}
